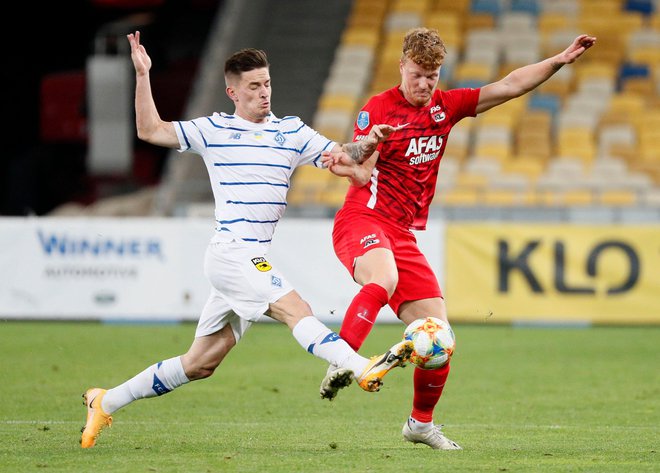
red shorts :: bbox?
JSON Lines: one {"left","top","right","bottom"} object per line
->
{"left": 332, "top": 206, "right": 442, "bottom": 315}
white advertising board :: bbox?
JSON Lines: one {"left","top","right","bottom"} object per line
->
{"left": 0, "top": 217, "right": 445, "bottom": 324}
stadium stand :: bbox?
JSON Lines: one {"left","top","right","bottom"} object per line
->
{"left": 29, "top": 0, "right": 659, "bottom": 223}
{"left": 293, "top": 0, "right": 660, "bottom": 222}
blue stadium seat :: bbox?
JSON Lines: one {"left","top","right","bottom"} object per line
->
{"left": 510, "top": 0, "right": 540, "bottom": 16}
{"left": 456, "top": 79, "right": 490, "bottom": 89}
{"left": 624, "top": 0, "right": 655, "bottom": 16}
{"left": 618, "top": 62, "right": 650, "bottom": 90}
{"left": 528, "top": 92, "right": 561, "bottom": 118}
{"left": 471, "top": 0, "right": 503, "bottom": 16}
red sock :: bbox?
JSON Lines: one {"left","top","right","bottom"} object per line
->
{"left": 339, "top": 283, "right": 389, "bottom": 351}
{"left": 411, "top": 363, "right": 451, "bottom": 423}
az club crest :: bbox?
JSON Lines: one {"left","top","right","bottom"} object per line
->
{"left": 251, "top": 257, "right": 272, "bottom": 272}
{"left": 430, "top": 105, "right": 446, "bottom": 123}
{"left": 274, "top": 131, "right": 285, "bottom": 145}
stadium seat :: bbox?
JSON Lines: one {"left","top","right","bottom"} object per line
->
{"left": 435, "top": 187, "right": 482, "bottom": 206}
{"left": 642, "top": 187, "right": 660, "bottom": 206}
{"left": 598, "top": 189, "right": 638, "bottom": 206}
{"left": 312, "top": 109, "right": 354, "bottom": 142}
{"left": 528, "top": 93, "right": 561, "bottom": 118}
{"left": 391, "top": 0, "right": 431, "bottom": 13}
{"left": 624, "top": 0, "right": 655, "bottom": 15}
{"left": 539, "top": 0, "right": 579, "bottom": 16}
{"left": 453, "top": 62, "right": 495, "bottom": 88}
{"left": 488, "top": 172, "right": 532, "bottom": 191}
{"left": 545, "top": 156, "right": 586, "bottom": 176}
{"left": 454, "top": 171, "right": 491, "bottom": 189}
{"left": 288, "top": 166, "right": 334, "bottom": 206}
{"left": 341, "top": 28, "right": 380, "bottom": 48}
{"left": 471, "top": 0, "right": 504, "bottom": 16}
{"left": 557, "top": 129, "right": 596, "bottom": 162}
{"left": 384, "top": 11, "right": 422, "bottom": 32}
{"left": 504, "top": 157, "right": 546, "bottom": 181}
{"left": 482, "top": 188, "right": 533, "bottom": 206}
{"left": 538, "top": 12, "right": 573, "bottom": 40}
{"left": 598, "top": 124, "right": 637, "bottom": 157}
{"left": 498, "top": 11, "right": 537, "bottom": 30}
{"left": 319, "top": 179, "right": 350, "bottom": 208}
{"left": 510, "top": 0, "right": 540, "bottom": 15}
{"left": 465, "top": 13, "right": 497, "bottom": 30}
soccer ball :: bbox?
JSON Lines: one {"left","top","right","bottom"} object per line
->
{"left": 403, "top": 317, "right": 455, "bottom": 369}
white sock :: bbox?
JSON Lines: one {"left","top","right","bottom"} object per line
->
{"left": 408, "top": 416, "right": 434, "bottom": 432}
{"left": 101, "top": 356, "right": 190, "bottom": 414}
{"left": 292, "top": 316, "right": 368, "bottom": 374}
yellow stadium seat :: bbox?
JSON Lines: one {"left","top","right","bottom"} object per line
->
{"left": 454, "top": 62, "right": 493, "bottom": 82}
{"left": 465, "top": 13, "right": 495, "bottom": 30}
{"left": 599, "top": 189, "right": 638, "bottom": 206}
{"left": 538, "top": 12, "right": 572, "bottom": 37}
{"left": 628, "top": 46, "right": 660, "bottom": 66}
{"left": 516, "top": 135, "right": 553, "bottom": 160}
{"left": 621, "top": 77, "right": 656, "bottom": 97}
{"left": 574, "top": 62, "right": 618, "bottom": 84}
{"left": 557, "top": 129, "right": 596, "bottom": 161}
{"left": 425, "top": 11, "right": 461, "bottom": 33}
{"left": 505, "top": 158, "right": 546, "bottom": 182}
{"left": 317, "top": 94, "right": 359, "bottom": 114}
{"left": 651, "top": 12, "right": 660, "bottom": 30}
{"left": 341, "top": 28, "right": 380, "bottom": 48}
{"left": 474, "top": 143, "right": 512, "bottom": 162}
{"left": 538, "top": 189, "right": 593, "bottom": 207}
{"left": 454, "top": 172, "right": 489, "bottom": 189}
{"left": 319, "top": 179, "right": 350, "bottom": 208}
{"left": 391, "top": 0, "right": 430, "bottom": 14}
{"left": 436, "top": 187, "right": 481, "bottom": 206}
{"left": 288, "top": 166, "right": 334, "bottom": 207}
{"left": 429, "top": 0, "right": 470, "bottom": 15}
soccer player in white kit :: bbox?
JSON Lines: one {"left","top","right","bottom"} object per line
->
{"left": 80, "top": 31, "right": 413, "bottom": 448}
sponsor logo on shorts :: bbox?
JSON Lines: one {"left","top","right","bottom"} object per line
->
{"left": 251, "top": 257, "right": 272, "bottom": 272}
{"left": 360, "top": 233, "right": 379, "bottom": 249}
{"left": 360, "top": 233, "right": 376, "bottom": 244}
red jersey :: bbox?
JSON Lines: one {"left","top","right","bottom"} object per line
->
{"left": 344, "top": 86, "right": 480, "bottom": 230}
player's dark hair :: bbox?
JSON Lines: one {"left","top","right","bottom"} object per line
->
{"left": 224, "top": 48, "right": 270, "bottom": 78}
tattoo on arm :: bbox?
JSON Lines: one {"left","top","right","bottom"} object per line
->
{"left": 342, "top": 141, "right": 376, "bottom": 164}
{"left": 550, "top": 60, "right": 563, "bottom": 72}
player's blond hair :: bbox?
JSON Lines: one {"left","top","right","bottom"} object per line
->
{"left": 401, "top": 27, "right": 446, "bottom": 70}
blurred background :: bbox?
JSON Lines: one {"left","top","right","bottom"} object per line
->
{"left": 2, "top": 0, "right": 660, "bottom": 220}
{"left": 1, "top": 0, "right": 659, "bottom": 324}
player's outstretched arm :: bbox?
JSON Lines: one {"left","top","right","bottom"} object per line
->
{"left": 341, "top": 123, "right": 403, "bottom": 164}
{"left": 476, "top": 34, "right": 596, "bottom": 114}
{"left": 320, "top": 122, "right": 404, "bottom": 186}
{"left": 127, "top": 31, "right": 179, "bottom": 148}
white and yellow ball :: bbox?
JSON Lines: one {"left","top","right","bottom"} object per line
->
{"left": 403, "top": 317, "right": 455, "bottom": 369}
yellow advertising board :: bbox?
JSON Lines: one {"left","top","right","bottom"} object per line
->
{"left": 445, "top": 224, "right": 660, "bottom": 324}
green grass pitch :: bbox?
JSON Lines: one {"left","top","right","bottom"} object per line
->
{"left": 0, "top": 321, "right": 658, "bottom": 472}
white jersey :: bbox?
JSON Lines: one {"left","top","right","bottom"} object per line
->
{"left": 174, "top": 112, "right": 336, "bottom": 245}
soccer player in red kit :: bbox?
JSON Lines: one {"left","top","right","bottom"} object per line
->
{"left": 321, "top": 27, "right": 596, "bottom": 449}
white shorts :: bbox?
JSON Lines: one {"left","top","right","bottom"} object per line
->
{"left": 195, "top": 240, "right": 293, "bottom": 341}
